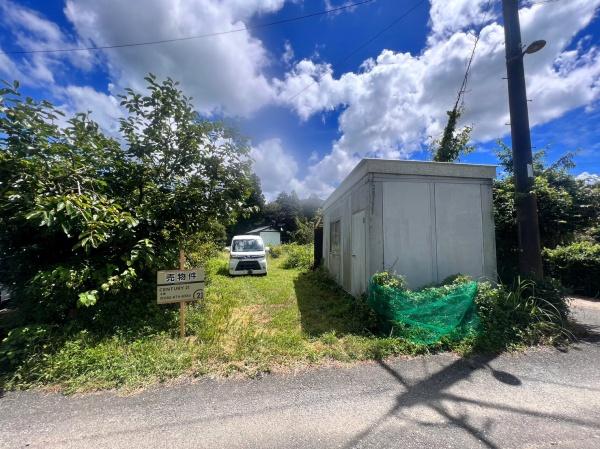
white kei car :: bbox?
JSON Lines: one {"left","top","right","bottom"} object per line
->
{"left": 228, "top": 235, "right": 268, "bottom": 276}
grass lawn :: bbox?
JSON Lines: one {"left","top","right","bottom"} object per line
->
{"left": 2, "top": 254, "right": 426, "bottom": 393}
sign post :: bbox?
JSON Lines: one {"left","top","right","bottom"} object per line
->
{"left": 156, "top": 250, "right": 204, "bottom": 338}
{"left": 179, "top": 249, "right": 186, "bottom": 339}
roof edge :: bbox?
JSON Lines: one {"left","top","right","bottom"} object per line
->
{"left": 322, "top": 159, "right": 496, "bottom": 210}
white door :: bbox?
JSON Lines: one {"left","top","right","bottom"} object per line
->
{"left": 351, "top": 210, "right": 366, "bottom": 296}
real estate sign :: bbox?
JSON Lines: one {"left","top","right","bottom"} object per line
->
{"left": 156, "top": 268, "right": 205, "bottom": 304}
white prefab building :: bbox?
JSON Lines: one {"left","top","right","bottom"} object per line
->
{"left": 322, "top": 159, "right": 497, "bottom": 297}
{"left": 247, "top": 225, "right": 282, "bottom": 247}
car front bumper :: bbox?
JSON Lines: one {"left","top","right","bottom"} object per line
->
{"left": 229, "top": 258, "right": 267, "bottom": 275}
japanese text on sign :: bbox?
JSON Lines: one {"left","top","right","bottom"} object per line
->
{"left": 156, "top": 268, "right": 204, "bottom": 304}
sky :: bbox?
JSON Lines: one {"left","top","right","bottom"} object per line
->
{"left": 1, "top": 0, "right": 599, "bottom": 200}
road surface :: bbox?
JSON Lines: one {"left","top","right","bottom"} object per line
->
{"left": 1, "top": 298, "right": 599, "bottom": 449}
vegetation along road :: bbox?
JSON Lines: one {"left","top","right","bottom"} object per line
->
{"left": 1, "top": 298, "right": 599, "bottom": 449}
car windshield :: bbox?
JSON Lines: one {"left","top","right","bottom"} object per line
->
{"left": 232, "top": 239, "right": 264, "bottom": 252}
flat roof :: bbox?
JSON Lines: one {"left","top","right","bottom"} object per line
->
{"left": 323, "top": 159, "right": 496, "bottom": 210}
{"left": 247, "top": 226, "right": 280, "bottom": 234}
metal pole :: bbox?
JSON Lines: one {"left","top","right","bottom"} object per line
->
{"left": 502, "top": 0, "right": 544, "bottom": 280}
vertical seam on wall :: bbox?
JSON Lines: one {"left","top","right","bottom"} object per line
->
{"left": 431, "top": 182, "right": 439, "bottom": 283}
{"left": 381, "top": 182, "right": 385, "bottom": 271}
{"left": 480, "top": 183, "right": 486, "bottom": 278}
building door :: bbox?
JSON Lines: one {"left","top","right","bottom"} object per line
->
{"left": 351, "top": 210, "right": 366, "bottom": 296}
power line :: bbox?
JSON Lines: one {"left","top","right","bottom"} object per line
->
{"left": 286, "top": 0, "right": 427, "bottom": 102}
{"left": 0, "top": 0, "right": 377, "bottom": 56}
{"left": 453, "top": 0, "right": 494, "bottom": 111}
{"left": 523, "top": 0, "right": 563, "bottom": 5}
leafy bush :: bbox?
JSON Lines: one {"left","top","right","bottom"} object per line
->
{"left": 440, "top": 273, "right": 472, "bottom": 286}
{"left": 475, "top": 277, "right": 569, "bottom": 351}
{"left": 0, "top": 325, "right": 53, "bottom": 372}
{"left": 282, "top": 244, "right": 313, "bottom": 270}
{"left": 493, "top": 143, "right": 600, "bottom": 281}
{"left": 291, "top": 217, "right": 315, "bottom": 244}
{"left": 0, "top": 77, "right": 255, "bottom": 324}
{"left": 268, "top": 245, "right": 283, "bottom": 259}
{"left": 543, "top": 241, "right": 600, "bottom": 297}
{"left": 371, "top": 272, "right": 407, "bottom": 290}
{"left": 366, "top": 271, "right": 569, "bottom": 351}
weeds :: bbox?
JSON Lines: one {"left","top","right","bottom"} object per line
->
{"left": 1, "top": 253, "right": 572, "bottom": 393}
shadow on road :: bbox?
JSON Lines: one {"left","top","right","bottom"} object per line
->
{"left": 343, "top": 353, "right": 600, "bottom": 449}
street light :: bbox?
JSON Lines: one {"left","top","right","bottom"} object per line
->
{"left": 507, "top": 39, "right": 547, "bottom": 62}
{"left": 524, "top": 39, "right": 546, "bottom": 54}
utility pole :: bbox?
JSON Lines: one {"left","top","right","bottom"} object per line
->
{"left": 502, "top": 0, "right": 544, "bottom": 280}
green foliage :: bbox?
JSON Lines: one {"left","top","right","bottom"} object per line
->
{"left": 367, "top": 270, "right": 569, "bottom": 351}
{"left": 282, "top": 244, "right": 314, "bottom": 270}
{"left": 440, "top": 273, "right": 472, "bottom": 286}
{"left": 0, "top": 325, "right": 52, "bottom": 372}
{"left": 493, "top": 142, "right": 600, "bottom": 281}
{"left": 0, "top": 76, "right": 254, "bottom": 324}
{"left": 291, "top": 216, "right": 316, "bottom": 244}
{"left": 474, "top": 277, "right": 569, "bottom": 352}
{"left": 543, "top": 241, "right": 600, "bottom": 297}
{"left": 268, "top": 245, "right": 283, "bottom": 259}
{"left": 0, "top": 255, "right": 422, "bottom": 392}
{"left": 368, "top": 274, "right": 480, "bottom": 345}
{"left": 371, "top": 272, "right": 407, "bottom": 290}
{"left": 262, "top": 192, "right": 322, "bottom": 242}
{"left": 432, "top": 106, "right": 474, "bottom": 162}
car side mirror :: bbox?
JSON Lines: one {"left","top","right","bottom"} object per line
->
{"left": 224, "top": 246, "right": 231, "bottom": 253}
{"left": 265, "top": 247, "right": 270, "bottom": 252}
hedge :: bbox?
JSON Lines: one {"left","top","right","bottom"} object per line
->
{"left": 543, "top": 241, "right": 600, "bottom": 297}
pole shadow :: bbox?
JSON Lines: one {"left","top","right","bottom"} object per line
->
{"left": 342, "top": 353, "right": 600, "bottom": 449}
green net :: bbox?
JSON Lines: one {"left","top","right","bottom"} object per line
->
{"left": 367, "top": 278, "right": 481, "bottom": 345}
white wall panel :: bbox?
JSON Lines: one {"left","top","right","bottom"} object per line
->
{"left": 434, "top": 183, "right": 484, "bottom": 281}
{"left": 383, "top": 182, "right": 435, "bottom": 289}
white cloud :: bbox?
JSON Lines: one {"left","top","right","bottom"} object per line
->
{"left": 1, "top": 0, "right": 599, "bottom": 201}
{"left": 576, "top": 171, "right": 600, "bottom": 185}
{"left": 428, "top": 0, "right": 492, "bottom": 40}
{"left": 63, "top": 0, "right": 285, "bottom": 116}
{"left": 250, "top": 138, "right": 301, "bottom": 200}
{"left": 275, "top": 0, "right": 600, "bottom": 195}
{"left": 57, "top": 85, "right": 123, "bottom": 136}
{"left": 0, "top": 0, "right": 95, "bottom": 84}
{"left": 282, "top": 40, "right": 295, "bottom": 66}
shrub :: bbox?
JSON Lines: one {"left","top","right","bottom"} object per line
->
{"left": 543, "top": 241, "right": 600, "bottom": 297}
{"left": 475, "top": 277, "right": 569, "bottom": 351}
{"left": 371, "top": 272, "right": 407, "bottom": 290}
{"left": 282, "top": 244, "right": 313, "bottom": 270}
{"left": 0, "top": 325, "right": 53, "bottom": 372}
{"left": 268, "top": 245, "right": 283, "bottom": 259}
{"left": 0, "top": 77, "right": 254, "bottom": 325}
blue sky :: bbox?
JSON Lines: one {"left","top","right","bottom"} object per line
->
{"left": 1, "top": 0, "right": 599, "bottom": 199}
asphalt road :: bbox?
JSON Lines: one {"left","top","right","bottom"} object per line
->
{"left": 2, "top": 299, "right": 599, "bottom": 449}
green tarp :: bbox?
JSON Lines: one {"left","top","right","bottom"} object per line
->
{"left": 368, "top": 278, "right": 481, "bottom": 345}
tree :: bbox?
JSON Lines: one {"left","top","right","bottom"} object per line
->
{"left": 226, "top": 173, "right": 265, "bottom": 238}
{"left": 0, "top": 76, "right": 255, "bottom": 324}
{"left": 261, "top": 191, "right": 323, "bottom": 242}
{"left": 264, "top": 191, "right": 302, "bottom": 241}
{"left": 432, "top": 107, "right": 474, "bottom": 162}
{"left": 493, "top": 141, "right": 600, "bottom": 280}
{"left": 119, "top": 74, "right": 255, "bottom": 249}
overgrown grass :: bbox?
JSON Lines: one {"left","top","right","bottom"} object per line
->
{"left": 0, "top": 255, "right": 425, "bottom": 393}
{"left": 0, "top": 252, "right": 571, "bottom": 393}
